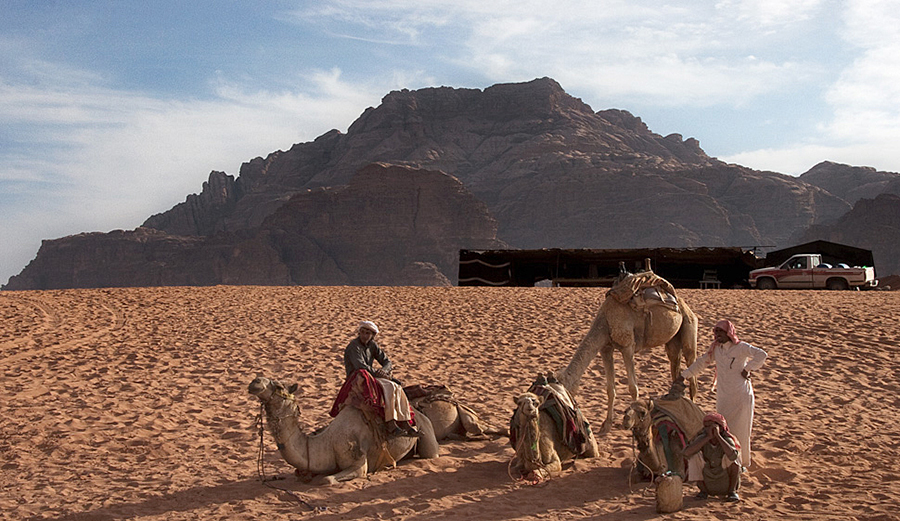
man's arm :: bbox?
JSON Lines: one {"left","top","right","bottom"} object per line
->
{"left": 371, "top": 343, "right": 393, "bottom": 377}
{"left": 715, "top": 430, "right": 740, "bottom": 462}
{"left": 684, "top": 433, "right": 709, "bottom": 458}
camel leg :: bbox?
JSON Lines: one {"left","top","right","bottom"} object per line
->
{"left": 320, "top": 457, "right": 368, "bottom": 485}
{"left": 665, "top": 339, "right": 682, "bottom": 384}
{"left": 599, "top": 346, "right": 617, "bottom": 434}
{"left": 412, "top": 407, "right": 440, "bottom": 459}
{"left": 582, "top": 428, "right": 600, "bottom": 458}
{"left": 679, "top": 302, "right": 700, "bottom": 400}
{"left": 534, "top": 438, "right": 562, "bottom": 478}
{"left": 622, "top": 345, "right": 639, "bottom": 402}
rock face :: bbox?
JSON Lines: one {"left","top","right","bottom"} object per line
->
{"left": 256, "top": 163, "right": 503, "bottom": 285}
{"left": 6, "top": 77, "right": 897, "bottom": 289}
{"left": 799, "top": 161, "right": 900, "bottom": 206}
{"left": 143, "top": 78, "right": 848, "bottom": 250}
{"left": 4, "top": 228, "right": 291, "bottom": 289}
{"left": 797, "top": 193, "right": 900, "bottom": 279}
{"left": 5, "top": 165, "right": 501, "bottom": 289}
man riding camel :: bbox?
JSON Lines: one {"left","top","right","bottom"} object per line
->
{"left": 333, "top": 320, "right": 418, "bottom": 438}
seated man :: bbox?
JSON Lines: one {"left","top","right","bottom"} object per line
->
{"left": 331, "top": 321, "right": 417, "bottom": 437}
{"left": 684, "top": 413, "right": 742, "bottom": 502}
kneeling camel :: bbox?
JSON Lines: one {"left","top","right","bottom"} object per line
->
{"left": 249, "top": 376, "right": 439, "bottom": 485}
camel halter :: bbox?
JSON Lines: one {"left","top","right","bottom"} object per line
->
{"left": 254, "top": 391, "right": 325, "bottom": 513}
{"left": 507, "top": 406, "right": 552, "bottom": 486}
{"left": 628, "top": 427, "right": 657, "bottom": 494}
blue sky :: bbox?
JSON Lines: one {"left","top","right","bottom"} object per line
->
{"left": 3, "top": 0, "right": 900, "bottom": 285}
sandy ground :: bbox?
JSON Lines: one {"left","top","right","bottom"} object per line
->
{"left": 2, "top": 285, "right": 899, "bottom": 521}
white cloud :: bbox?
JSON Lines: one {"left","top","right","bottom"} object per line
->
{"left": 714, "top": 0, "right": 824, "bottom": 28}
{"left": 0, "top": 60, "right": 394, "bottom": 284}
{"left": 721, "top": 0, "right": 900, "bottom": 175}
{"left": 299, "top": 1, "right": 831, "bottom": 107}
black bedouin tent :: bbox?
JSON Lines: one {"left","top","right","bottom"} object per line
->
{"left": 458, "top": 247, "right": 761, "bottom": 288}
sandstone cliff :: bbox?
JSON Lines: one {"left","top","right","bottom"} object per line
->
{"left": 144, "top": 77, "right": 848, "bottom": 251}
{"left": 5, "top": 164, "right": 501, "bottom": 289}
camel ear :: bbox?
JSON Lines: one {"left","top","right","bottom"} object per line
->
{"left": 288, "top": 383, "right": 299, "bottom": 394}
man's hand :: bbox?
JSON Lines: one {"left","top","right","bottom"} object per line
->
{"left": 374, "top": 368, "right": 391, "bottom": 379}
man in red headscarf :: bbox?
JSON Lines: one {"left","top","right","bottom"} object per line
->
{"left": 681, "top": 319, "right": 767, "bottom": 470}
{"left": 684, "top": 413, "right": 742, "bottom": 501}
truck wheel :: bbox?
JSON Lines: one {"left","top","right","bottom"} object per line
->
{"left": 757, "top": 278, "right": 776, "bottom": 290}
{"left": 826, "top": 278, "right": 849, "bottom": 290}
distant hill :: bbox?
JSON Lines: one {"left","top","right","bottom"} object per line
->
{"left": 6, "top": 78, "right": 897, "bottom": 289}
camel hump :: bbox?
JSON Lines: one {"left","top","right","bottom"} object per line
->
{"left": 456, "top": 404, "right": 485, "bottom": 436}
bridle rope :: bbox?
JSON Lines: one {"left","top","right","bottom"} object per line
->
{"left": 254, "top": 394, "right": 325, "bottom": 513}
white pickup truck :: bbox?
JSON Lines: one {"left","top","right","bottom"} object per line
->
{"left": 749, "top": 253, "right": 877, "bottom": 290}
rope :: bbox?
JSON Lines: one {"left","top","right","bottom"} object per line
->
{"left": 255, "top": 403, "right": 327, "bottom": 513}
{"left": 628, "top": 427, "right": 656, "bottom": 497}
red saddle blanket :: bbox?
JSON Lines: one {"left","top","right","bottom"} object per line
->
{"left": 329, "top": 369, "right": 415, "bottom": 426}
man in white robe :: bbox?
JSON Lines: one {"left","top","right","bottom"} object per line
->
{"left": 681, "top": 319, "right": 767, "bottom": 468}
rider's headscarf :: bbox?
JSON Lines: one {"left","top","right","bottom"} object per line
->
{"left": 359, "top": 321, "right": 379, "bottom": 335}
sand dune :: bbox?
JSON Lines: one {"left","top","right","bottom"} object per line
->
{"left": 2, "top": 286, "right": 899, "bottom": 520}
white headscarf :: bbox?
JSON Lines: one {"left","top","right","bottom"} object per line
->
{"left": 359, "top": 321, "right": 379, "bottom": 334}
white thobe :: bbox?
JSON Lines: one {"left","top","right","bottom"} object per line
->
{"left": 681, "top": 340, "right": 767, "bottom": 467}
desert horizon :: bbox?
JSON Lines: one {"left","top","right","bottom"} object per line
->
{"left": 2, "top": 285, "right": 899, "bottom": 520}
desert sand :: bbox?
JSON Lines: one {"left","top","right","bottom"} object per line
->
{"left": 2, "top": 285, "right": 899, "bottom": 520}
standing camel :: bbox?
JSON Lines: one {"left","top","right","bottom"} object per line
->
{"left": 556, "top": 264, "right": 699, "bottom": 434}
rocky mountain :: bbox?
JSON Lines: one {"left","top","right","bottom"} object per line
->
{"left": 5, "top": 77, "right": 896, "bottom": 290}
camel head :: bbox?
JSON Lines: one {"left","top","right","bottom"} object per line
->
{"left": 621, "top": 398, "right": 653, "bottom": 432}
{"left": 514, "top": 392, "right": 543, "bottom": 420}
{"left": 248, "top": 376, "right": 300, "bottom": 417}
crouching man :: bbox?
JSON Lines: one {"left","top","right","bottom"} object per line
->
{"left": 684, "top": 413, "right": 742, "bottom": 502}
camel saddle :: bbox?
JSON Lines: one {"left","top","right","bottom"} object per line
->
{"left": 403, "top": 383, "right": 453, "bottom": 403}
{"left": 404, "top": 383, "right": 484, "bottom": 436}
{"left": 607, "top": 271, "right": 679, "bottom": 312}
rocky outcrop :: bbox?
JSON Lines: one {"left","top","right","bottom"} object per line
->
{"left": 799, "top": 161, "right": 900, "bottom": 206}
{"left": 797, "top": 193, "right": 900, "bottom": 278}
{"left": 4, "top": 228, "right": 290, "bottom": 290}
{"left": 258, "top": 163, "right": 503, "bottom": 285}
{"left": 143, "top": 171, "right": 238, "bottom": 236}
{"left": 5, "top": 164, "right": 502, "bottom": 289}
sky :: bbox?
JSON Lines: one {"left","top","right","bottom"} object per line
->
{"left": 3, "top": 0, "right": 900, "bottom": 286}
